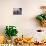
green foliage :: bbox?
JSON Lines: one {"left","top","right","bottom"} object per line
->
{"left": 5, "top": 26, "right": 18, "bottom": 38}
{"left": 36, "top": 15, "right": 44, "bottom": 21}
{"left": 36, "top": 14, "right": 46, "bottom": 21}
{"left": 44, "top": 15, "right": 46, "bottom": 20}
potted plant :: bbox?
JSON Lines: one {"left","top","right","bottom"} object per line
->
{"left": 36, "top": 6, "right": 46, "bottom": 27}
{"left": 5, "top": 26, "right": 18, "bottom": 43}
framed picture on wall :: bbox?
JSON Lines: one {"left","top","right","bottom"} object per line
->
{"left": 13, "top": 8, "right": 22, "bottom": 15}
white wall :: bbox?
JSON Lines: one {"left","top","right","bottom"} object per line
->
{"left": 0, "top": 0, "right": 46, "bottom": 38}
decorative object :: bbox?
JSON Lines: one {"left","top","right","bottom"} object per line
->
{"left": 13, "top": 8, "right": 22, "bottom": 15}
{"left": 5, "top": 26, "right": 18, "bottom": 44}
{"left": 36, "top": 14, "right": 46, "bottom": 27}
{"left": 14, "top": 36, "right": 33, "bottom": 45}
{"left": 34, "top": 41, "right": 43, "bottom": 45}
{"left": 36, "top": 30, "right": 42, "bottom": 32}
{"left": 36, "top": 6, "right": 46, "bottom": 27}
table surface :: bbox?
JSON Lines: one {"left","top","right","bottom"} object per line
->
{"left": 14, "top": 43, "right": 46, "bottom": 46}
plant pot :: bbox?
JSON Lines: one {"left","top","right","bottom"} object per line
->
{"left": 11, "top": 36, "right": 17, "bottom": 44}
{"left": 40, "top": 20, "right": 46, "bottom": 27}
{"left": 7, "top": 39, "right": 12, "bottom": 44}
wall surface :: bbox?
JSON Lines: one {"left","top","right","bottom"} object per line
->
{"left": 0, "top": 0, "right": 46, "bottom": 41}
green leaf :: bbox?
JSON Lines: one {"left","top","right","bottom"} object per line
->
{"left": 44, "top": 15, "right": 46, "bottom": 20}
{"left": 36, "top": 15, "right": 44, "bottom": 21}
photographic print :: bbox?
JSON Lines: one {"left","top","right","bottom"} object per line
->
{"left": 13, "top": 8, "right": 22, "bottom": 15}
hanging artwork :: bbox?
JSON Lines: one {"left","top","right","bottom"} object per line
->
{"left": 13, "top": 8, "right": 22, "bottom": 15}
